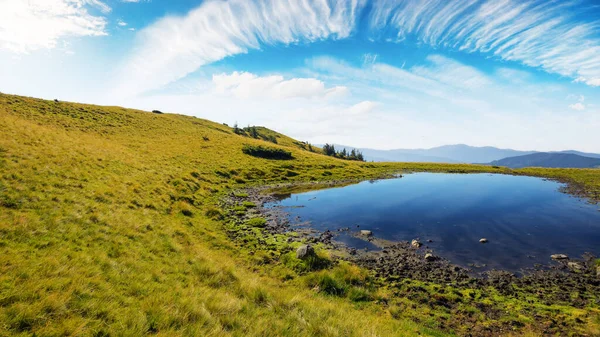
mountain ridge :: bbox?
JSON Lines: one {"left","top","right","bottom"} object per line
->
{"left": 322, "top": 144, "right": 600, "bottom": 164}
{"left": 490, "top": 152, "right": 600, "bottom": 169}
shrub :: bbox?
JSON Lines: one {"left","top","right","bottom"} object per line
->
{"left": 242, "top": 145, "right": 293, "bottom": 160}
{"left": 151, "top": 110, "right": 163, "bottom": 114}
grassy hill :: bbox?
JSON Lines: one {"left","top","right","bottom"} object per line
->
{"left": 1, "top": 93, "right": 599, "bottom": 336}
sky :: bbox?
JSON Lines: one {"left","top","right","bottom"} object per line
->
{"left": 0, "top": 0, "right": 599, "bottom": 152}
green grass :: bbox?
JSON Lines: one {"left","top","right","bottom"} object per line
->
{"left": 1, "top": 93, "right": 599, "bottom": 336}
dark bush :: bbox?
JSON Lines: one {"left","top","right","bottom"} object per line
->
{"left": 152, "top": 110, "right": 163, "bottom": 114}
{"left": 242, "top": 145, "right": 293, "bottom": 160}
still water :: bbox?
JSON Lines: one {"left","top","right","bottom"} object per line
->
{"left": 270, "top": 173, "right": 600, "bottom": 272}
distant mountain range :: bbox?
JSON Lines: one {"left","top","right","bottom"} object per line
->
{"left": 321, "top": 144, "right": 600, "bottom": 167}
{"left": 490, "top": 153, "right": 600, "bottom": 169}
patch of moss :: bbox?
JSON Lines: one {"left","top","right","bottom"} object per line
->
{"left": 246, "top": 217, "right": 267, "bottom": 227}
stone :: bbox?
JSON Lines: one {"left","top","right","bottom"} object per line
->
{"left": 425, "top": 253, "right": 435, "bottom": 261}
{"left": 551, "top": 254, "right": 569, "bottom": 260}
{"left": 479, "top": 238, "right": 488, "bottom": 243}
{"left": 411, "top": 239, "right": 422, "bottom": 248}
{"left": 296, "top": 244, "right": 315, "bottom": 259}
{"left": 567, "top": 262, "right": 584, "bottom": 272}
{"left": 360, "top": 230, "right": 372, "bottom": 236}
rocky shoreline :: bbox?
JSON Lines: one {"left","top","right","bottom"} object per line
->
{"left": 223, "top": 181, "right": 600, "bottom": 336}
{"left": 225, "top": 181, "right": 600, "bottom": 307}
{"left": 224, "top": 180, "right": 600, "bottom": 310}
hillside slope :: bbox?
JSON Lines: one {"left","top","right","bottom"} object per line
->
{"left": 0, "top": 93, "right": 429, "bottom": 336}
{"left": 491, "top": 152, "right": 600, "bottom": 168}
{"left": 1, "top": 93, "right": 600, "bottom": 336}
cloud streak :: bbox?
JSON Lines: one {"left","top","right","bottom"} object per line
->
{"left": 373, "top": 0, "right": 600, "bottom": 87}
{"left": 116, "top": 0, "right": 600, "bottom": 96}
{"left": 115, "top": 0, "right": 364, "bottom": 97}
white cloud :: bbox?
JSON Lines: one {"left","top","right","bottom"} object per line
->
{"left": 348, "top": 101, "right": 379, "bottom": 115}
{"left": 0, "top": 0, "right": 108, "bottom": 53}
{"left": 370, "top": 0, "right": 600, "bottom": 87}
{"left": 115, "top": 0, "right": 365, "bottom": 97}
{"left": 117, "top": 20, "right": 127, "bottom": 26}
{"left": 85, "top": 0, "right": 111, "bottom": 13}
{"left": 116, "top": 52, "right": 600, "bottom": 152}
{"left": 569, "top": 102, "right": 585, "bottom": 111}
{"left": 576, "top": 77, "right": 600, "bottom": 86}
{"left": 411, "top": 55, "right": 492, "bottom": 90}
{"left": 115, "top": 0, "right": 600, "bottom": 96}
{"left": 362, "top": 53, "right": 378, "bottom": 65}
{"left": 212, "top": 71, "right": 347, "bottom": 100}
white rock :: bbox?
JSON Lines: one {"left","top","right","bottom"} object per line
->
{"left": 551, "top": 254, "right": 569, "bottom": 260}
{"left": 296, "top": 245, "right": 315, "bottom": 259}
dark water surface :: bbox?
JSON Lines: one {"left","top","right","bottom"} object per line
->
{"left": 270, "top": 173, "right": 600, "bottom": 272}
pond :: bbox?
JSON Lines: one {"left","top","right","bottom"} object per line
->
{"left": 269, "top": 173, "right": 600, "bottom": 272}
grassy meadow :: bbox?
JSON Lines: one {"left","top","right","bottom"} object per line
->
{"left": 1, "top": 93, "right": 599, "bottom": 336}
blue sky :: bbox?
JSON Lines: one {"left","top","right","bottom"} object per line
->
{"left": 1, "top": 0, "right": 599, "bottom": 152}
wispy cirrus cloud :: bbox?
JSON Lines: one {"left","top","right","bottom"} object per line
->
{"left": 0, "top": 0, "right": 108, "bottom": 53}
{"left": 371, "top": 0, "right": 600, "bottom": 87}
{"left": 115, "top": 0, "right": 364, "bottom": 97}
{"left": 116, "top": 0, "right": 600, "bottom": 96}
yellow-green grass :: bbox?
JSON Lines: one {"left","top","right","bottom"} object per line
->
{"left": 1, "top": 93, "right": 599, "bottom": 336}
